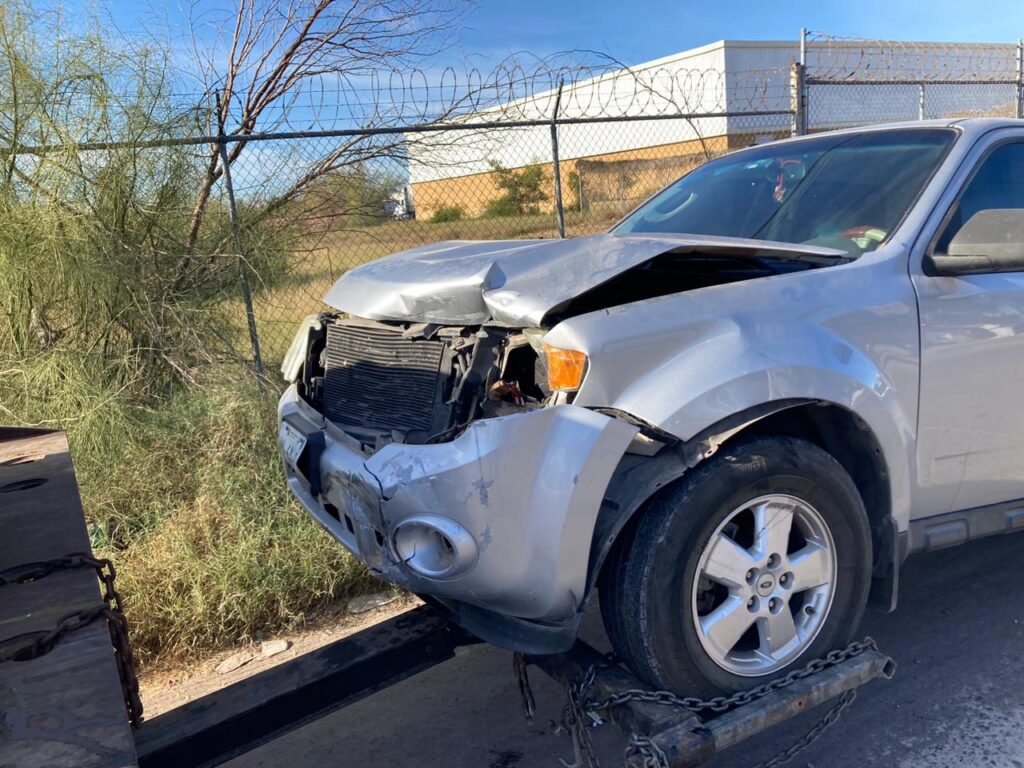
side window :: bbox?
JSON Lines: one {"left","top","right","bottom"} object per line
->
{"left": 936, "top": 142, "right": 1024, "bottom": 253}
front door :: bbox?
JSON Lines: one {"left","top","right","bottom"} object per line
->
{"left": 912, "top": 134, "right": 1024, "bottom": 517}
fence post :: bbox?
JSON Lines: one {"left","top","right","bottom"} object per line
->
{"left": 919, "top": 84, "right": 926, "bottom": 120}
{"left": 790, "top": 27, "right": 808, "bottom": 136}
{"left": 790, "top": 62, "right": 807, "bottom": 137}
{"left": 1016, "top": 38, "right": 1023, "bottom": 120}
{"left": 550, "top": 78, "right": 566, "bottom": 239}
{"left": 215, "top": 99, "right": 265, "bottom": 384}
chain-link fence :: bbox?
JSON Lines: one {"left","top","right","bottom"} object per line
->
{"left": 14, "top": 31, "right": 1022, "bottom": 381}
{"left": 216, "top": 63, "right": 795, "bottom": 367}
{"left": 234, "top": 33, "right": 1023, "bottom": 370}
{"left": 798, "top": 30, "right": 1024, "bottom": 131}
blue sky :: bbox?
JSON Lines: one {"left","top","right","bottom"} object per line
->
{"left": 455, "top": 0, "right": 1023, "bottom": 66}
{"left": 69, "top": 0, "right": 1024, "bottom": 74}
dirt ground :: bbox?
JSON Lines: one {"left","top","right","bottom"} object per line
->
{"left": 139, "top": 594, "right": 421, "bottom": 718}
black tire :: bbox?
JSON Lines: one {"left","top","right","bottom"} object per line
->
{"left": 597, "top": 514, "right": 633, "bottom": 659}
{"left": 599, "top": 436, "right": 872, "bottom": 697}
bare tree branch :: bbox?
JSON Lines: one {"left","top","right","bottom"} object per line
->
{"left": 182, "top": 0, "right": 466, "bottom": 254}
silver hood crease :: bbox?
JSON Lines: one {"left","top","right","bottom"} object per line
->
{"left": 323, "top": 232, "right": 849, "bottom": 327}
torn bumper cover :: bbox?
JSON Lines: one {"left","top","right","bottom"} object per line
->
{"left": 278, "top": 385, "right": 638, "bottom": 652}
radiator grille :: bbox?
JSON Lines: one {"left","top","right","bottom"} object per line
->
{"left": 322, "top": 322, "right": 446, "bottom": 433}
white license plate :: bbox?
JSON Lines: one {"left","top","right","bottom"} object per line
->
{"left": 280, "top": 422, "right": 307, "bottom": 467}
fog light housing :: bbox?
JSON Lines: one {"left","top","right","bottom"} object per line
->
{"left": 392, "top": 515, "right": 478, "bottom": 579}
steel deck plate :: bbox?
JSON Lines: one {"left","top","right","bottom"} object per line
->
{"left": 0, "top": 428, "right": 137, "bottom": 768}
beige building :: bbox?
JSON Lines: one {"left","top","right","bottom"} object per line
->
{"left": 407, "top": 38, "right": 1020, "bottom": 220}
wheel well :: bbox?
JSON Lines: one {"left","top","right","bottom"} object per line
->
{"left": 724, "top": 402, "right": 891, "bottom": 570}
{"left": 591, "top": 401, "right": 896, "bottom": 608}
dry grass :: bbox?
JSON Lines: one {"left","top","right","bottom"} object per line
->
{"left": 0, "top": 350, "right": 381, "bottom": 666}
{"left": 99, "top": 372, "right": 382, "bottom": 665}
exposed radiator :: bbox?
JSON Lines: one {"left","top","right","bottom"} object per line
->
{"left": 322, "top": 322, "right": 446, "bottom": 433}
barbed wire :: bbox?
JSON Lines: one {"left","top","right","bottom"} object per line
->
{"left": 0, "top": 67, "right": 788, "bottom": 154}
{"left": 0, "top": 64, "right": 791, "bottom": 149}
{"left": 208, "top": 62, "right": 790, "bottom": 134}
{"left": 806, "top": 32, "right": 1022, "bottom": 83}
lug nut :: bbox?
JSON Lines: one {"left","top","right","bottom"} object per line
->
{"left": 747, "top": 597, "right": 758, "bottom": 612}
{"left": 769, "top": 598, "right": 778, "bottom": 611}
{"left": 767, "top": 553, "right": 781, "bottom": 569}
{"left": 746, "top": 568, "right": 756, "bottom": 583}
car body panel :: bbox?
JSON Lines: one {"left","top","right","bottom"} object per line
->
{"left": 544, "top": 245, "right": 921, "bottom": 532}
{"left": 323, "top": 232, "right": 847, "bottom": 327}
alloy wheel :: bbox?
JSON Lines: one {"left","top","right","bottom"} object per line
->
{"left": 690, "top": 494, "right": 836, "bottom": 676}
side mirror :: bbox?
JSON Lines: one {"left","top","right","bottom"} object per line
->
{"left": 927, "top": 209, "right": 1024, "bottom": 276}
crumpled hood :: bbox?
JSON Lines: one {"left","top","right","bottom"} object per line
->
{"left": 323, "top": 232, "right": 847, "bottom": 327}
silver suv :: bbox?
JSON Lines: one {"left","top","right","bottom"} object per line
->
{"left": 278, "top": 118, "right": 1024, "bottom": 696}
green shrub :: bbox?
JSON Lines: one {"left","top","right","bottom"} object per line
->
{"left": 482, "top": 196, "right": 520, "bottom": 218}
{"left": 429, "top": 204, "right": 466, "bottom": 223}
{"left": 484, "top": 161, "right": 548, "bottom": 217}
{"left": 0, "top": 354, "right": 381, "bottom": 664}
{"left": 0, "top": 3, "right": 379, "bottom": 666}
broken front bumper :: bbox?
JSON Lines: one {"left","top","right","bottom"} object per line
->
{"left": 278, "top": 385, "right": 637, "bottom": 651}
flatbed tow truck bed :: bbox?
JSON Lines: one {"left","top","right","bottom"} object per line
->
{"left": 0, "top": 429, "right": 894, "bottom": 768}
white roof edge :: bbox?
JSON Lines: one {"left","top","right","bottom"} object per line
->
{"left": 721, "top": 40, "right": 798, "bottom": 49}
{"left": 624, "top": 39, "right": 728, "bottom": 69}
{"left": 579, "top": 37, "right": 1017, "bottom": 79}
{"left": 437, "top": 37, "right": 1018, "bottom": 124}
{"left": 802, "top": 39, "right": 1018, "bottom": 49}
{"left": 611, "top": 38, "right": 1018, "bottom": 78}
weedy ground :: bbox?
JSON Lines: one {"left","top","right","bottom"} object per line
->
{"left": 1, "top": 354, "right": 382, "bottom": 665}
{"left": 1, "top": 189, "right": 622, "bottom": 668}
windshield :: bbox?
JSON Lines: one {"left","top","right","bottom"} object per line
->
{"left": 614, "top": 128, "right": 954, "bottom": 255}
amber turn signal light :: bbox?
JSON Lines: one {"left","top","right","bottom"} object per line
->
{"left": 544, "top": 344, "right": 588, "bottom": 391}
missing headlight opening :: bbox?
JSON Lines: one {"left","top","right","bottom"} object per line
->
{"left": 297, "top": 314, "right": 554, "bottom": 452}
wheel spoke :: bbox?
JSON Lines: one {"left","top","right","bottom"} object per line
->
{"left": 701, "top": 533, "right": 759, "bottom": 588}
{"left": 753, "top": 500, "right": 794, "bottom": 559}
{"left": 787, "top": 542, "right": 831, "bottom": 590}
{"left": 700, "top": 595, "right": 754, "bottom": 657}
{"left": 759, "top": 607, "right": 798, "bottom": 656}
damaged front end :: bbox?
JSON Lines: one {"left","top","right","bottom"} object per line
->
{"left": 278, "top": 313, "right": 637, "bottom": 652}
{"left": 278, "top": 233, "right": 851, "bottom": 651}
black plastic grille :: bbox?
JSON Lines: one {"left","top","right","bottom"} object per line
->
{"left": 322, "top": 322, "right": 446, "bottom": 433}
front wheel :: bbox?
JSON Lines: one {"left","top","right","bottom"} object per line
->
{"left": 600, "top": 436, "right": 872, "bottom": 697}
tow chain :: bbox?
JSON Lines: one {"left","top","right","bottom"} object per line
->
{"left": 0, "top": 553, "right": 144, "bottom": 727}
{"left": 558, "top": 638, "right": 881, "bottom": 768}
